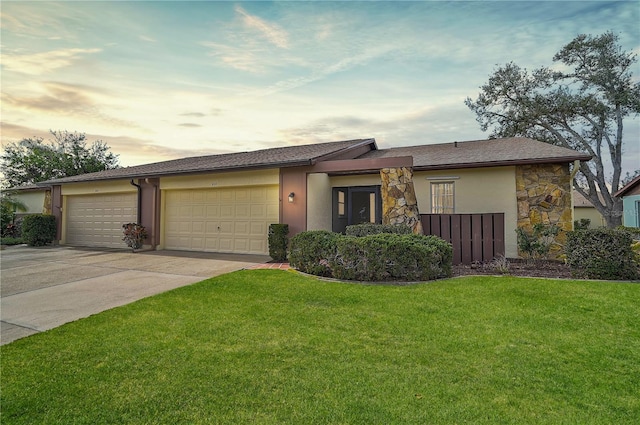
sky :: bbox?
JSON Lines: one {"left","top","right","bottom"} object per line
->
{"left": 1, "top": 0, "right": 639, "bottom": 177}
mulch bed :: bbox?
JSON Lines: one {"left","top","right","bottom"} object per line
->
{"left": 452, "top": 259, "right": 573, "bottom": 279}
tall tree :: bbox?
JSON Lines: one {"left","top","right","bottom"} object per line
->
{"left": 465, "top": 31, "right": 640, "bottom": 227}
{"left": 1, "top": 130, "right": 119, "bottom": 188}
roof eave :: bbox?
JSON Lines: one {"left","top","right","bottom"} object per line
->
{"left": 40, "top": 159, "right": 315, "bottom": 185}
{"left": 614, "top": 175, "right": 640, "bottom": 197}
{"left": 413, "top": 155, "right": 592, "bottom": 172}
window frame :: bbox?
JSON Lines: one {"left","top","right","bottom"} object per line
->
{"left": 430, "top": 181, "right": 455, "bottom": 214}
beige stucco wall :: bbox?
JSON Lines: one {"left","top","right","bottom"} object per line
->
{"left": 330, "top": 174, "right": 381, "bottom": 188}
{"left": 307, "top": 173, "right": 332, "bottom": 231}
{"left": 160, "top": 169, "right": 279, "bottom": 190}
{"left": 414, "top": 167, "right": 518, "bottom": 257}
{"left": 13, "top": 191, "right": 47, "bottom": 214}
{"left": 574, "top": 207, "right": 606, "bottom": 228}
{"left": 61, "top": 180, "right": 137, "bottom": 196}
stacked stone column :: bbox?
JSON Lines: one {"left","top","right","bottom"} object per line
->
{"left": 380, "top": 167, "right": 423, "bottom": 234}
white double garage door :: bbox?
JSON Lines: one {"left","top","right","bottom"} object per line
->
{"left": 65, "top": 185, "right": 279, "bottom": 254}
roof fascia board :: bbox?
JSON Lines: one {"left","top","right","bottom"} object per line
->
{"left": 413, "top": 156, "right": 592, "bottom": 172}
{"left": 311, "top": 139, "right": 377, "bottom": 164}
{"left": 614, "top": 175, "right": 640, "bottom": 197}
{"left": 310, "top": 156, "right": 413, "bottom": 174}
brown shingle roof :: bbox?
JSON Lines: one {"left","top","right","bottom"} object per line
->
{"left": 361, "top": 137, "right": 591, "bottom": 170}
{"left": 41, "top": 139, "right": 376, "bottom": 184}
{"left": 573, "top": 190, "right": 600, "bottom": 208}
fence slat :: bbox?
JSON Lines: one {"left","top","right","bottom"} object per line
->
{"left": 482, "top": 213, "right": 494, "bottom": 261}
{"left": 460, "top": 215, "right": 472, "bottom": 264}
{"left": 421, "top": 213, "right": 505, "bottom": 265}
{"left": 471, "top": 215, "right": 483, "bottom": 262}
{"left": 450, "top": 215, "right": 462, "bottom": 264}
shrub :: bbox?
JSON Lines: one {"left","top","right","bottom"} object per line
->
{"left": 268, "top": 224, "right": 289, "bottom": 262}
{"left": 516, "top": 223, "right": 560, "bottom": 260}
{"left": 22, "top": 214, "right": 57, "bottom": 246}
{"left": 345, "top": 223, "right": 412, "bottom": 237}
{"left": 288, "top": 231, "right": 340, "bottom": 277}
{"left": 0, "top": 237, "right": 24, "bottom": 246}
{"left": 122, "top": 223, "right": 148, "bottom": 250}
{"left": 330, "top": 233, "right": 452, "bottom": 282}
{"left": 565, "top": 228, "right": 639, "bottom": 280}
{"left": 574, "top": 218, "right": 591, "bottom": 230}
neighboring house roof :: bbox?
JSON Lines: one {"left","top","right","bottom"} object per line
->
{"left": 40, "top": 138, "right": 376, "bottom": 184}
{"left": 573, "top": 190, "right": 605, "bottom": 208}
{"left": 614, "top": 175, "right": 640, "bottom": 197}
{"left": 362, "top": 137, "right": 591, "bottom": 170}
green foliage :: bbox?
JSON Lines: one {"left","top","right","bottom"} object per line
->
{"left": 122, "top": 223, "right": 147, "bottom": 250}
{"left": 466, "top": 31, "right": 639, "bottom": 227}
{"left": 345, "top": 222, "right": 412, "bottom": 237}
{"left": 0, "top": 193, "right": 27, "bottom": 236}
{"left": 1, "top": 130, "right": 119, "bottom": 187}
{"left": 331, "top": 233, "right": 453, "bottom": 281}
{"left": 516, "top": 223, "right": 561, "bottom": 260}
{"left": 21, "top": 214, "right": 57, "bottom": 246}
{"left": 574, "top": 218, "right": 591, "bottom": 230}
{"left": 268, "top": 224, "right": 289, "bottom": 262}
{"left": 566, "top": 228, "right": 639, "bottom": 280}
{"left": 288, "top": 230, "right": 340, "bottom": 276}
{"left": 0, "top": 237, "right": 24, "bottom": 245}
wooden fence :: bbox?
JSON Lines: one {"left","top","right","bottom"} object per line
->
{"left": 420, "top": 213, "right": 505, "bottom": 265}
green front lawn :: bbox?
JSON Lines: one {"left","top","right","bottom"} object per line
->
{"left": 2, "top": 271, "right": 639, "bottom": 424}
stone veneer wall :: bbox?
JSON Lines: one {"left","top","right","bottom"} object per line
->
{"left": 43, "top": 189, "right": 52, "bottom": 215}
{"left": 515, "top": 163, "right": 573, "bottom": 258}
{"left": 380, "top": 167, "right": 423, "bottom": 234}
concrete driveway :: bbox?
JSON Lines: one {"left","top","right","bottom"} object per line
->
{"left": 0, "top": 245, "right": 269, "bottom": 345}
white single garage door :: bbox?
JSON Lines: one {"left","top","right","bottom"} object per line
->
{"left": 164, "top": 185, "right": 279, "bottom": 255}
{"left": 65, "top": 193, "right": 137, "bottom": 248}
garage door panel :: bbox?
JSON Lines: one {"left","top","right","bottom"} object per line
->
{"left": 219, "top": 221, "right": 233, "bottom": 234}
{"left": 220, "top": 205, "right": 234, "bottom": 217}
{"left": 164, "top": 185, "right": 278, "bottom": 254}
{"left": 66, "top": 193, "right": 137, "bottom": 248}
{"left": 236, "top": 205, "right": 250, "bottom": 218}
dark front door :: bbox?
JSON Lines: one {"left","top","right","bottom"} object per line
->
{"left": 332, "top": 186, "right": 381, "bottom": 233}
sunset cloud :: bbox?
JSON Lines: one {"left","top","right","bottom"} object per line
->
{"left": 1, "top": 48, "right": 101, "bottom": 75}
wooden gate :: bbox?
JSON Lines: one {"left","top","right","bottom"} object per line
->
{"left": 420, "top": 213, "right": 505, "bottom": 264}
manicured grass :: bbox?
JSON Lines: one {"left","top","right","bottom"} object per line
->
{"left": 1, "top": 271, "right": 639, "bottom": 424}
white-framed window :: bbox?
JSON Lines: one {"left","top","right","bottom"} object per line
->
{"left": 431, "top": 182, "right": 454, "bottom": 214}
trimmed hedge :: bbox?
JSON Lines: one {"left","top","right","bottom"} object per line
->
{"left": 21, "top": 214, "right": 57, "bottom": 247}
{"left": 288, "top": 231, "right": 340, "bottom": 277}
{"left": 565, "top": 228, "right": 639, "bottom": 280}
{"left": 345, "top": 223, "right": 412, "bottom": 237}
{"left": 331, "top": 234, "right": 452, "bottom": 282}
{"left": 268, "top": 224, "right": 289, "bottom": 262}
{"left": 289, "top": 230, "right": 453, "bottom": 282}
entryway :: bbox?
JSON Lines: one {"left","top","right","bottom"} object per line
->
{"left": 332, "top": 186, "right": 382, "bottom": 233}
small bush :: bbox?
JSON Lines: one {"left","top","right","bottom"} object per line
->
{"left": 574, "top": 218, "right": 591, "bottom": 230}
{"left": 565, "top": 228, "right": 639, "bottom": 280}
{"left": 122, "top": 223, "right": 148, "bottom": 250}
{"left": 0, "top": 237, "right": 24, "bottom": 246}
{"left": 22, "top": 214, "right": 57, "bottom": 247}
{"left": 516, "top": 223, "right": 560, "bottom": 260}
{"left": 288, "top": 231, "right": 340, "bottom": 277}
{"left": 489, "top": 255, "right": 511, "bottom": 274}
{"left": 268, "top": 224, "right": 289, "bottom": 262}
{"left": 330, "top": 233, "right": 452, "bottom": 282}
{"left": 345, "top": 223, "right": 412, "bottom": 237}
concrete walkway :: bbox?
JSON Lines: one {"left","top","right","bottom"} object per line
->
{"left": 0, "top": 245, "right": 269, "bottom": 345}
